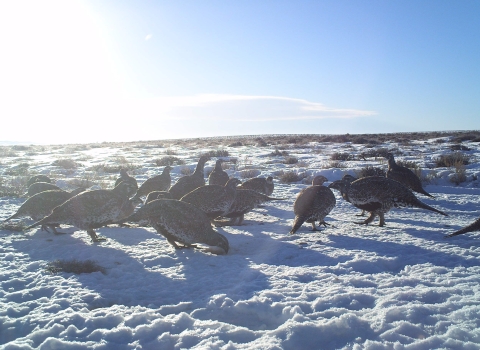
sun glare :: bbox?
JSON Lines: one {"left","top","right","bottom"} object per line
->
{"left": 0, "top": 0, "right": 124, "bottom": 142}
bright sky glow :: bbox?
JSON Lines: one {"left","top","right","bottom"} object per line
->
{"left": 0, "top": 0, "right": 479, "bottom": 144}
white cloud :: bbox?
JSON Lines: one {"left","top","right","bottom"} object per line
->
{"left": 136, "top": 94, "right": 376, "bottom": 121}
{"left": 145, "top": 34, "right": 153, "bottom": 41}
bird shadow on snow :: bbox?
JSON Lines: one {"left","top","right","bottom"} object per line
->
{"left": 9, "top": 225, "right": 272, "bottom": 311}
{"left": 325, "top": 226, "right": 479, "bottom": 275}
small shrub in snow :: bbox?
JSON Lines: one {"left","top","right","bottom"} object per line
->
{"left": 228, "top": 141, "right": 243, "bottom": 147}
{"left": 450, "top": 166, "right": 467, "bottom": 185}
{"left": 323, "top": 161, "right": 348, "bottom": 169}
{"left": 0, "top": 176, "right": 29, "bottom": 197}
{"left": 330, "top": 152, "right": 354, "bottom": 161}
{"left": 279, "top": 171, "right": 304, "bottom": 183}
{"left": 434, "top": 152, "right": 470, "bottom": 168}
{"left": 155, "top": 156, "right": 185, "bottom": 166}
{"left": 205, "top": 149, "right": 230, "bottom": 157}
{"left": 256, "top": 138, "right": 268, "bottom": 147}
{"left": 46, "top": 259, "right": 106, "bottom": 275}
{"left": 270, "top": 149, "right": 289, "bottom": 157}
{"left": 0, "top": 148, "right": 19, "bottom": 158}
{"left": 356, "top": 166, "right": 386, "bottom": 178}
{"left": 180, "top": 166, "right": 193, "bottom": 176}
{"left": 449, "top": 144, "right": 471, "bottom": 151}
{"left": 240, "top": 169, "right": 260, "bottom": 179}
{"left": 52, "top": 158, "right": 79, "bottom": 169}
{"left": 284, "top": 156, "right": 298, "bottom": 164}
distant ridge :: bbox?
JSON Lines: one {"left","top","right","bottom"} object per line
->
{"left": 1, "top": 130, "right": 479, "bottom": 148}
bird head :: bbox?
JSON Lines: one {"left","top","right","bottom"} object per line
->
{"left": 328, "top": 180, "right": 348, "bottom": 193}
{"left": 215, "top": 233, "right": 229, "bottom": 254}
{"left": 312, "top": 175, "right": 328, "bottom": 186}
{"left": 342, "top": 174, "right": 357, "bottom": 183}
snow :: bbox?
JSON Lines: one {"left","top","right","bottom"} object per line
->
{"left": 1, "top": 136, "right": 480, "bottom": 349}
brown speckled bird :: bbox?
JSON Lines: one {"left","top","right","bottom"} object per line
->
{"left": 27, "top": 182, "right": 62, "bottom": 197}
{"left": 223, "top": 189, "right": 285, "bottom": 225}
{"left": 115, "top": 168, "right": 138, "bottom": 197}
{"left": 27, "top": 175, "right": 52, "bottom": 187}
{"left": 208, "top": 159, "right": 229, "bottom": 186}
{"left": 290, "top": 175, "right": 336, "bottom": 234}
{"left": 239, "top": 176, "right": 274, "bottom": 196}
{"left": 169, "top": 156, "right": 210, "bottom": 199}
{"left": 329, "top": 176, "right": 447, "bottom": 227}
{"left": 133, "top": 166, "right": 172, "bottom": 201}
{"left": 342, "top": 174, "right": 365, "bottom": 216}
{"left": 3, "top": 188, "right": 84, "bottom": 233}
{"left": 181, "top": 178, "right": 242, "bottom": 219}
{"left": 144, "top": 191, "right": 173, "bottom": 204}
{"left": 26, "top": 182, "right": 137, "bottom": 242}
{"left": 446, "top": 216, "right": 480, "bottom": 237}
{"left": 385, "top": 153, "right": 433, "bottom": 198}
{"left": 123, "top": 199, "right": 229, "bottom": 254}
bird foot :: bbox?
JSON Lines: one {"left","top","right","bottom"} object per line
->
{"left": 354, "top": 221, "right": 369, "bottom": 226}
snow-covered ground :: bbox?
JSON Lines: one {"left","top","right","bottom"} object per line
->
{"left": 1, "top": 135, "right": 480, "bottom": 349}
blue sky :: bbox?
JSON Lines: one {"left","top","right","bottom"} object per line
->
{"left": 0, "top": 0, "right": 479, "bottom": 144}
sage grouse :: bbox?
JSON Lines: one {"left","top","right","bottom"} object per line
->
{"left": 145, "top": 191, "right": 173, "bottom": 204}
{"left": 328, "top": 176, "right": 447, "bottom": 226}
{"left": 27, "top": 175, "right": 52, "bottom": 187}
{"left": 239, "top": 176, "right": 274, "bottom": 196}
{"left": 169, "top": 156, "right": 210, "bottom": 199}
{"left": 385, "top": 153, "right": 433, "bottom": 198}
{"left": 208, "top": 159, "right": 229, "bottom": 186}
{"left": 290, "top": 175, "right": 336, "bottom": 234}
{"left": 3, "top": 188, "right": 85, "bottom": 233}
{"left": 123, "top": 199, "right": 229, "bottom": 254}
{"left": 115, "top": 168, "right": 138, "bottom": 197}
{"left": 223, "top": 189, "right": 285, "bottom": 225}
{"left": 133, "top": 166, "right": 172, "bottom": 201}
{"left": 27, "top": 182, "right": 62, "bottom": 197}
{"left": 26, "top": 182, "right": 136, "bottom": 242}
{"left": 181, "top": 178, "right": 242, "bottom": 219}
{"left": 446, "top": 216, "right": 480, "bottom": 237}
{"left": 342, "top": 174, "right": 364, "bottom": 216}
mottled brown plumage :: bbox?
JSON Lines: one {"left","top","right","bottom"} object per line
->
{"left": 4, "top": 190, "right": 72, "bottom": 233}
{"left": 329, "top": 176, "right": 447, "bottom": 227}
{"left": 169, "top": 156, "right": 210, "bottom": 199}
{"left": 223, "top": 189, "right": 285, "bottom": 225}
{"left": 26, "top": 182, "right": 136, "bottom": 242}
{"left": 290, "top": 175, "right": 336, "bottom": 234}
{"left": 133, "top": 166, "right": 172, "bottom": 200}
{"left": 115, "top": 169, "right": 138, "bottom": 197}
{"left": 27, "top": 182, "right": 61, "bottom": 197}
{"left": 385, "top": 153, "right": 433, "bottom": 198}
{"left": 144, "top": 191, "right": 173, "bottom": 204}
{"left": 446, "top": 216, "right": 480, "bottom": 237}
{"left": 124, "top": 199, "right": 229, "bottom": 254}
{"left": 181, "top": 178, "right": 241, "bottom": 219}
{"left": 27, "top": 175, "right": 52, "bottom": 187}
{"left": 208, "top": 159, "right": 229, "bottom": 186}
{"left": 342, "top": 174, "right": 364, "bottom": 216}
{"left": 239, "top": 176, "right": 274, "bottom": 196}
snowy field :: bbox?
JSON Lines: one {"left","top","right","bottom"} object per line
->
{"left": 1, "top": 133, "right": 480, "bottom": 349}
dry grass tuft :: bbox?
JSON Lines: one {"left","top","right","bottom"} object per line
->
{"left": 434, "top": 152, "right": 470, "bottom": 168}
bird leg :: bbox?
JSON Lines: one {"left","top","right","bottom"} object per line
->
{"left": 167, "top": 238, "right": 197, "bottom": 250}
{"left": 355, "top": 210, "right": 366, "bottom": 217}
{"left": 355, "top": 212, "right": 376, "bottom": 225}
{"left": 378, "top": 213, "right": 386, "bottom": 227}
{"left": 87, "top": 229, "right": 106, "bottom": 242}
